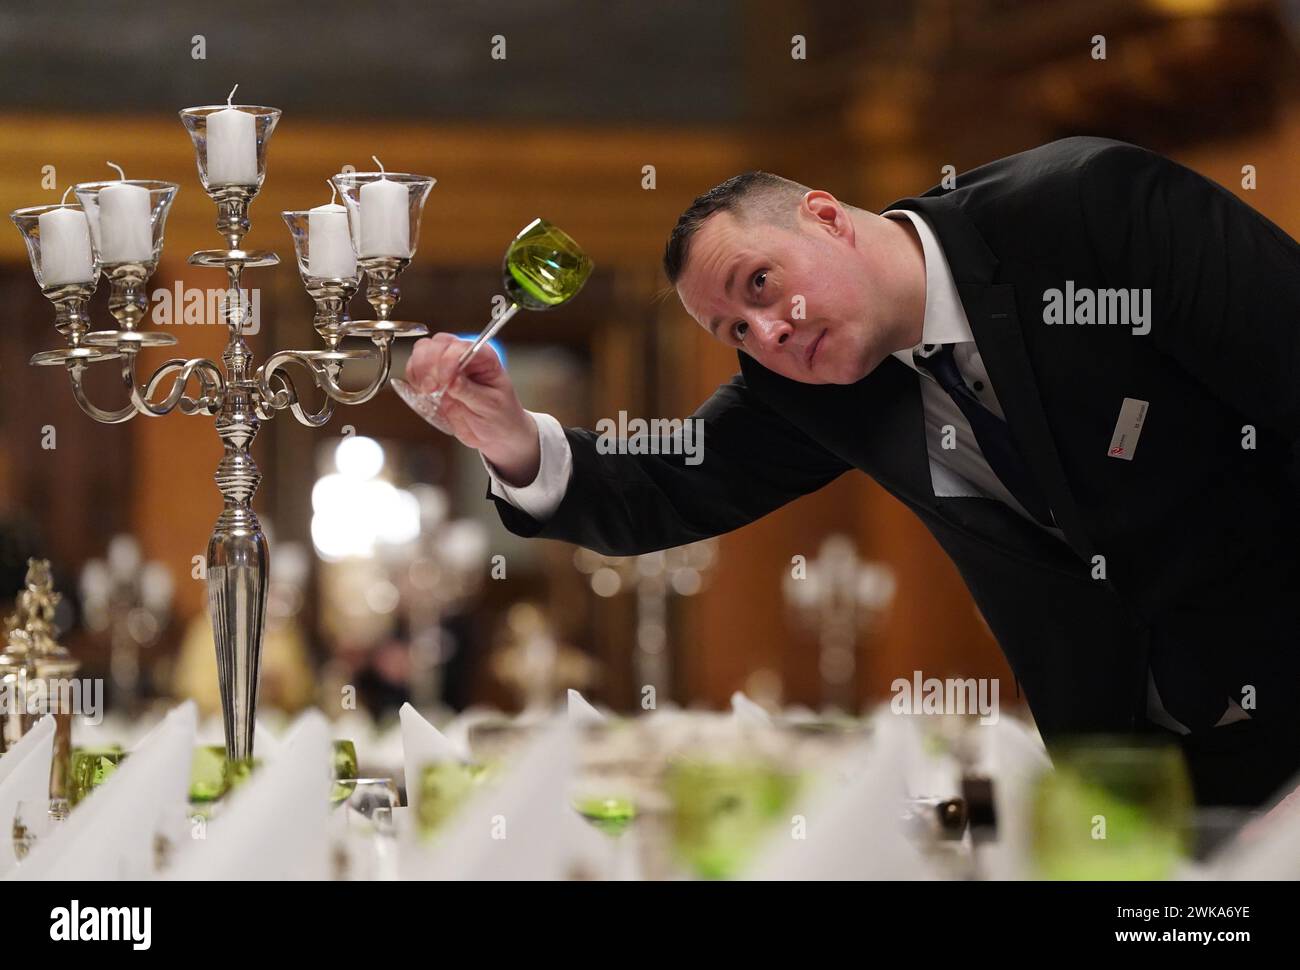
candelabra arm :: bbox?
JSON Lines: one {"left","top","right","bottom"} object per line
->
{"left": 316, "top": 337, "right": 393, "bottom": 405}
{"left": 258, "top": 338, "right": 393, "bottom": 412}
{"left": 254, "top": 363, "right": 337, "bottom": 427}
{"left": 122, "top": 352, "right": 225, "bottom": 417}
{"left": 67, "top": 362, "right": 137, "bottom": 425}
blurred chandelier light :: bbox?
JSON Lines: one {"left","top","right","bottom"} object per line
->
{"left": 311, "top": 436, "right": 421, "bottom": 561}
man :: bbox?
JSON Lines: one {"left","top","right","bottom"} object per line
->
{"left": 406, "top": 137, "right": 1300, "bottom": 807}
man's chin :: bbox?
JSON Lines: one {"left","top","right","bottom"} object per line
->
{"left": 811, "top": 355, "right": 877, "bottom": 386}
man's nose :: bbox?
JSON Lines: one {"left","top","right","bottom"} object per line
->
{"left": 749, "top": 314, "right": 794, "bottom": 353}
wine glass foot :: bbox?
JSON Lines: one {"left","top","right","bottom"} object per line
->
{"left": 390, "top": 377, "right": 454, "bottom": 434}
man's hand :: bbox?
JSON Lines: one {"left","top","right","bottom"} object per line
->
{"left": 405, "top": 333, "right": 541, "bottom": 486}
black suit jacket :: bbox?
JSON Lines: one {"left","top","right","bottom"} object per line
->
{"left": 491, "top": 137, "right": 1300, "bottom": 741}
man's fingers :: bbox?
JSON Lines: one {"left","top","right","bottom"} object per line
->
{"left": 433, "top": 337, "right": 503, "bottom": 389}
{"left": 441, "top": 365, "right": 500, "bottom": 418}
{"left": 405, "top": 337, "right": 441, "bottom": 390}
{"left": 407, "top": 333, "right": 464, "bottom": 391}
{"left": 433, "top": 338, "right": 470, "bottom": 387}
{"left": 436, "top": 398, "right": 480, "bottom": 446}
{"left": 461, "top": 342, "right": 504, "bottom": 380}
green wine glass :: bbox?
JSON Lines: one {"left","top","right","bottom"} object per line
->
{"left": 415, "top": 760, "right": 495, "bottom": 838}
{"left": 572, "top": 795, "right": 637, "bottom": 838}
{"left": 189, "top": 744, "right": 230, "bottom": 804}
{"left": 188, "top": 744, "right": 260, "bottom": 805}
{"left": 330, "top": 739, "right": 360, "bottom": 807}
{"left": 1031, "top": 737, "right": 1193, "bottom": 880}
{"left": 391, "top": 218, "right": 592, "bottom": 424}
{"left": 68, "top": 745, "right": 126, "bottom": 806}
{"left": 665, "top": 757, "right": 800, "bottom": 880}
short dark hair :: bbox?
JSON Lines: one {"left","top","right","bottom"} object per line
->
{"left": 662, "top": 171, "right": 808, "bottom": 284}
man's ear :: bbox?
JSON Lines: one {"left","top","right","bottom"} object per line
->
{"left": 802, "top": 190, "right": 853, "bottom": 243}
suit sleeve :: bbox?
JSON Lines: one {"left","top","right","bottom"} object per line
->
{"left": 1079, "top": 142, "right": 1300, "bottom": 479}
{"left": 487, "top": 372, "right": 851, "bottom": 556}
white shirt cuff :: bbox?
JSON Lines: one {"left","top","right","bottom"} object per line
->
{"left": 481, "top": 410, "right": 573, "bottom": 521}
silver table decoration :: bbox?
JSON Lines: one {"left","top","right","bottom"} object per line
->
{"left": 11, "top": 100, "right": 433, "bottom": 761}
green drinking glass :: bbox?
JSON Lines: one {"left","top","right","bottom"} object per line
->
{"left": 415, "top": 761, "right": 494, "bottom": 838}
{"left": 188, "top": 744, "right": 260, "bottom": 805}
{"left": 330, "top": 739, "right": 359, "bottom": 807}
{"left": 573, "top": 796, "right": 637, "bottom": 838}
{"left": 68, "top": 745, "right": 126, "bottom": 806}
{"left": 1032, "top": 737, "right": 1193, "bottom": 880}
{"left": 189, "top": 744, "right": 230, "bottom": 803}
{"left": 391, "top": 218, "right": 592, "bottom": 426}
{"left": 665, "top": 758, "right": 800, "bottom": 880}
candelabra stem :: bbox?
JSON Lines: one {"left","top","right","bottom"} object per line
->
{"left": 207, "top": 379, "right": 268, "bottom": 761}
{"left": 50, "top": 289, "right": 93, "bottom": 346}
{"left": 106, "top": 264, "right": 151, "bottom": 331}
{"left": 214, "top": 189, "right": 252, "bottom": 252}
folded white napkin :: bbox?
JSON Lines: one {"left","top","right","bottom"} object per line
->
{"left": 567, "top": 688, "right": 605, "bottom": 725}
{"left": 165, "top": 709, "right": 333, "bottom": 880}
{"left": 399, "top": 702, "right": 470, "bottom": 806}
{"left": 730, "top": 690, "right": 773, "bottom": 727}
{"left": 404, "top": 717, "right": 580, "bottom": 879}
{"left": 971, "top": 713, "right": 1051, "bottom": 880}
{"left": 745, "top": 710, "right": 942, "bottom": 880}
{"left": 10, "top": 702, "right": 197, "bottom": 881}
{"left": 0, "top": 714, "right": 56, "bottom": 875}
{"left": 1205, "top": 768, "right": 1300, "bottom": 879}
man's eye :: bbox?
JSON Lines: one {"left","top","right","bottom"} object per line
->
{"left": 732, "top": 321, "right": 748, "bottom": 342}
{"left": 753, "top": 271, "right": 767, "bottom": 291}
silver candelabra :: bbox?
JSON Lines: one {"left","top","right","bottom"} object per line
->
{"left": 12, "top": 99, "right": 434, "bottom": 761}
{"left": 782, "top": 533, "right": 896, "bottom": 712}
{"left": 573, "top": 539, "right": 717, "bottom": 702}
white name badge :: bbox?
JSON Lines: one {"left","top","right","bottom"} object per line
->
{"left": 1108, "top": 398, "right": 1148, "bottom": 461}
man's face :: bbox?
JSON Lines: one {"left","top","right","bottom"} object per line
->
{"left": 675, "top": 193, "right": 888, "bottom": 385}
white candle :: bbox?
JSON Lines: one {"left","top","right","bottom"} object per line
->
{"left": 358, "top": 176, "right": 411, "bottom": 258}
{"left": 38, "top": 206, "right": 95, "bottom": 286}
{"left": 97, "top": 182, "right": 153, "bottom": 263}
{"left": 307, "top": 202, "right": 356, "bottom": 279}
{"left": 206, "top": 106, "right": 258, "bottom": 186}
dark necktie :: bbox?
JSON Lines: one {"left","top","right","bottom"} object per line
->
{"left": 913, "top": 344, "right": 1055, "bottom": 527}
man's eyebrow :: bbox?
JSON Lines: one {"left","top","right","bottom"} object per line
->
{"left": 725, "top": 260, "right": 740, "bottom": 297}
{"left": 707, "top": 259, "right": 745, "bottom": 336}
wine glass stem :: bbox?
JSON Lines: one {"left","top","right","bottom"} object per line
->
{"left": 428, "top": 302, "right": 520, "bottom": 413}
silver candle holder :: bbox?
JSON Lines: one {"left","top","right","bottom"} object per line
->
{"left": 11, "top": 102, "right": 431, "bottom": 761}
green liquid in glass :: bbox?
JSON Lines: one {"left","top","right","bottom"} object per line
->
{"left": 666, "top": 759, "right": 800, "bottom": 880}
{"left": 416, "top": 761, "right": 493, "bottom": 837}
{"left": 68, "top": 746, "right": 126, "bottom": 806}
{"left": 1031, "top": 740, "right": 1192, "bottom": 880}
{"left": 502, "top": 220, "right": 593, "bottom": 310}
{"left": 573, "top": 796, "right": 637, "bottom": 838}
{"left": 330, "top": 739, "right": 359, "bottom": 807}
{"left": 189, "top": 745, "right": 229, "bottom": 803}
{"left": 188, "top": 745, "right": 260, "bottom": 804}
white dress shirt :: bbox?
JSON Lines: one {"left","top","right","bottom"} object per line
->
{"left": 881, "top": 209, "right": 1068, "bottom": 542}
{"left": 480, "top": 207, "right": 1245, "bottom": 733}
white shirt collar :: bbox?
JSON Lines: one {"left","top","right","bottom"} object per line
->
{"left": 883, "top": 208, "right": 974, "bottom": 372}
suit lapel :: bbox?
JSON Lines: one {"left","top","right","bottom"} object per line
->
{"left": 964, "top": 283, "right": 1096, "bottom": 562}
{"left": 891, "top": 194, "right": 1097, "bottom": 563}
